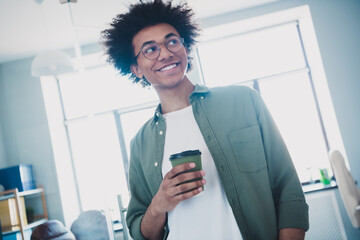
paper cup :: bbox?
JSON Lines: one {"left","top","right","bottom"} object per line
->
{"left": 170, "top": 150, "right": 203, "bottom": 191}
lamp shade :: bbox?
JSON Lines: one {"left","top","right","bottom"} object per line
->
{"left": 31, "top": 50, "right": 74, "bottom": 77}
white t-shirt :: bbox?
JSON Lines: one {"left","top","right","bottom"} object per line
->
{"left": 162, "top": 105, "right": 242, "bottom": 240}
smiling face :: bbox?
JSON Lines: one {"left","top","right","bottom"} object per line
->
{"left": 131, "top": 23, "right": 189, "bottom": 92}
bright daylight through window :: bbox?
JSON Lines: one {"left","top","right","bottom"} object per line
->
{"left": 196, "top": 7, "right": 345, "bottom": 183}
{"left": 197, "top": 22, "right": 328, "bottom": 183}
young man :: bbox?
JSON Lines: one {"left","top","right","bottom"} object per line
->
{"left": 102, "top": 1, "right": 309, "bottom": 239}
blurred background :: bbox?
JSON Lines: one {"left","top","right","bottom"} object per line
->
{"left": 0, "top": 0, "right": 359, "bottom": 239}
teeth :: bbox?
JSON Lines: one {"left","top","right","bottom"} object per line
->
{"left": 159, "top": 64, "right": 177, "bottom": 71}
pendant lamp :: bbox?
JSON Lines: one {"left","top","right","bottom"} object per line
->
{"left": 31, "top": 50, "right": 74, "bottom": 77}
{"left": 31, "top": 0, "right": 76, "bottom": 77}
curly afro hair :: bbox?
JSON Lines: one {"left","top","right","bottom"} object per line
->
{"left": 101, "top": 0, "right": 200, "bottom": 87}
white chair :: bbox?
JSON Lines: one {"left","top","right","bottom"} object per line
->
{"left": 70, "top": 210, "right": 112, "bottom": 240}
{"left": 329, "top": 150, "right": 360, "bottom": 228}
{"left": 117, "top": 194, "right": 131, "bottom": 240}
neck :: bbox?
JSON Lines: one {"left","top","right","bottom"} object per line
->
{"left": 155, "top": 76, "right": 195, "bottom": 114}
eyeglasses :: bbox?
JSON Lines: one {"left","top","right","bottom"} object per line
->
{"left": 135, "top": 35, "right": 185, "bottom": 60}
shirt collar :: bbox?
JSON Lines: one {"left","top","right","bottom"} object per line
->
{"left": 192, "top": 83, "right": 210, "bottom": 94}
{"left": 152, "top": 84, "right": 209, "bottom": 122}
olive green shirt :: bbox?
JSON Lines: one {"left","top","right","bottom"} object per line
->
{"left": 126, "top": 84, "right": 309, "bottom": 240}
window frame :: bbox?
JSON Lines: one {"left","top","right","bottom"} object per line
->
{"left": 195, "top": 4, "right": 347, "bottom": 184}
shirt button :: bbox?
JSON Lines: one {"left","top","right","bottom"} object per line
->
{"left": 156, "top": 122, "right": 159, "bottom": 125}
{"left": 159, "top": 130, "right": 163, "bottom": 135}
{"left": 154, "top": 162, "right": 158, "bottom": 167}
{"left": 200, "top": 96, "right": 204, "bottom": 100}
{"left": 220, "top": 165, "right": 225, "bottom": 171}
{"left": 156, "top": 112, "right": 160, "bottom": 117}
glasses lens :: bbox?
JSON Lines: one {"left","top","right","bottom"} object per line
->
{"left": 142, "top": 43, "right": 160, "bottom": 60}
{"left": 165, "top": 36, "right": 183, "bottom": 53}
{"left": 140, "top": 36, "right": 184, "bottom": 60}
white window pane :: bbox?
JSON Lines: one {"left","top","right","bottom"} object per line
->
{"left": 197, "top": 23, "right": 306, "bottom": 87}
{"left": 66, "top": 113, "right": 128, "bottom": 220}
{"left": 59, "top": 66, "right": 158, "bottom": 119}
{"left": 258, "top": 71, "right": 331, "bottom": 182}
{"left": 120, "top": 108, "right": 156, "bottom": 161}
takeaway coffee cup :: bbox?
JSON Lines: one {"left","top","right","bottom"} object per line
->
{"left": 169, "top": 150, "right": 203, "bottom": 191}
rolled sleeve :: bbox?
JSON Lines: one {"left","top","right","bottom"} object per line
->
{"left": 277, "top": 200, "right": 309, "bottom": 230}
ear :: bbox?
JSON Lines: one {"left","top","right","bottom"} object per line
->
{"left": 130, "top": 64, "right": 143, "bottom": 79}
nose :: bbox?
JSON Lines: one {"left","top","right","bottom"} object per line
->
{"left": 157, "top": 44, "right": 174, "bottom": 61}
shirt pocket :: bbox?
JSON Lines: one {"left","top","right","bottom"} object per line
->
{"left": 227, "top": 125, "right": 267, "bottom": 172}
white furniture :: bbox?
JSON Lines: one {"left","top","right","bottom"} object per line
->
{"left": 329, "top": 150, "right": 360, "bottom": 228}
{"left": 70, "top": 210, "right": 112, "bottom": 240}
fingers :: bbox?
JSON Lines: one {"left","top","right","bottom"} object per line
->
{"left": 159, "top": 162, "right": 206, "bottom": 208}
{"left": 164, "top": 162, "right": 197, "bottom": 179}
{"left": 163, "top": 171, "right": 206, "bottom": 198}
{"left": 152, "top": 167, "right": 206, "bottom": 213}
{"left": 173, "top": 170, "right": 205, "bottom": 186}
{"left": 168, "top": 177, "right": 205, "bottom": 199}
{"left": 173, "top": 180, "right": 206, "bottom": 201}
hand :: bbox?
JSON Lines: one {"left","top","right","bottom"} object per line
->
{"left": 279, "top": 228, "right": 305, "bottom": 240}
{"left": 151, "top": 162, "right": 206, "bottom": 214}
{"left": 141, "top": 162, "right": 206, "bottom": 240}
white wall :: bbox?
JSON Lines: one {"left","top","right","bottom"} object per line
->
{"left": 0, "top": 73, "right": 7, "bottom": 167}
{"left": 0, "top": 118, "right": 7, "bottom": 168}
{"left": 0, "top": 125, "right": 7, "bottom": 168}
{"left": 0, "top": 59, "right": 65, "bottom": 222}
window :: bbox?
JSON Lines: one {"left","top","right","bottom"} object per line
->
{"left": 66, "top": 112, "right": 127, "bottom": 217}
{"left": 196, "top": 5, "right": 346, "bottom": 183}
{"left": 259, "top": 71, "right": 329, "bottom": 182}
{"left": 198, "top": 23, "right": 306, "bottom": 86}
{"left": 41, "top": 65, "right": 159, "bottom": 225}
{"left": 120, "top": 108, "right": 156, "bottom": 161}
{"left": 59, "top": 66, "right": 158, "bottom": 119}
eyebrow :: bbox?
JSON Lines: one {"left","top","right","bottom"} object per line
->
{"left": 140, "top": 33, "right": 179, "bottom": 48}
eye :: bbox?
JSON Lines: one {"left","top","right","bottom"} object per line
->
{"left": 167, "top": 38, "right": 179, "bottom": 46}
{"left": 143, "top": 44, "right": 158, "bottom": 54}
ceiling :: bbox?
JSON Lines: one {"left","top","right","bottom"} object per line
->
{"left": 0, "top": 0, "right": 277, "bottom": 64}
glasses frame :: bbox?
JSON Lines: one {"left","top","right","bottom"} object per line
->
{"left": 134, "top": 36, "right": 185, "bottom": 60}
